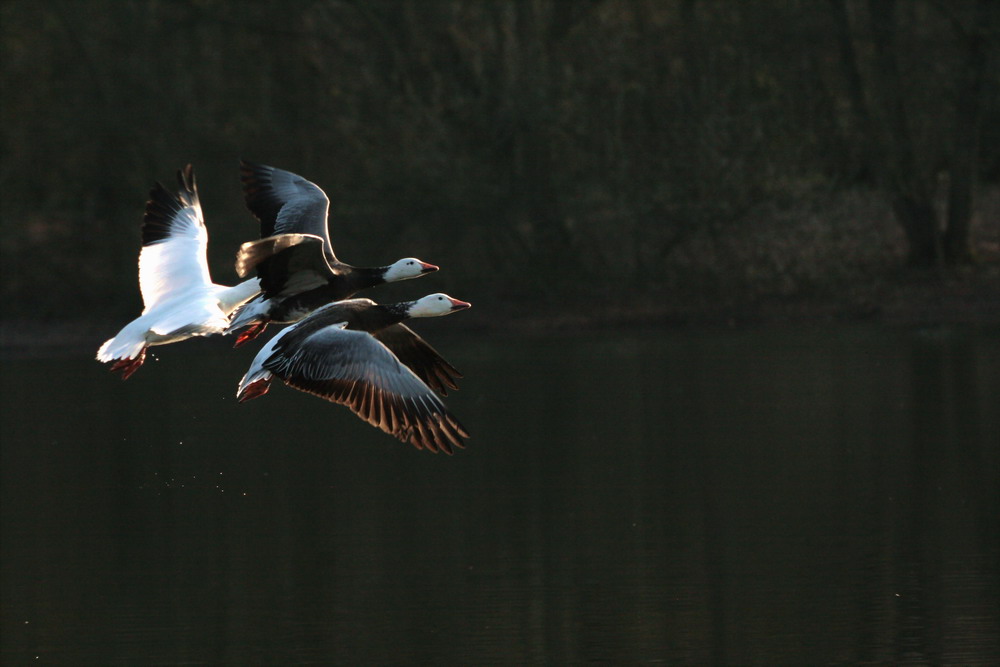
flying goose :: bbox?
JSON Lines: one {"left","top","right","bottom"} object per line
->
{"left": 227, "top": 161, "right": 438, "bottom": 346}
{"left": 96, "top": 165, "right": 260, "bottom": 379}
{"left": 237, "top": 294, "right": 471, "bottom": 453}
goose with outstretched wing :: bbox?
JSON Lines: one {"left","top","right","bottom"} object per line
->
{"left": 237, "top": 294, "right": 471, "bottom": 453}
{"left": 96, "top": 165, "right": 260, "bottom": 379}
{"left": 227, "top": 161, "right": 438, "bottom": 346}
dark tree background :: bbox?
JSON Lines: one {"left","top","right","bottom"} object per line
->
{"left": 1, "top": 0, "right": 997, "bottom": 324}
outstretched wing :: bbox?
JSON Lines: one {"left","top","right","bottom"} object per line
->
{"left": 264, "top": 323, "right": 468, "bottom": 453}
{"left": 138, "top": 165, "right": 214, "bottom": 312}
{"left": 373, "top": 324, "right": 463, "bottom": 395}
{"left": 240, "top": 160, "right": 336, "bottom": 262}
{"left": 235, "top": 233, "right": 342, "bottom": 297}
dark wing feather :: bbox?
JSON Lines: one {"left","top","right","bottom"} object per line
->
{"left": 236, "top": 234, "right": 343, "bottom": 297}
{"left": 141, "top": 182, "right": 181, "bottom": 246}
{"left": 373, "top": 324, "right": 463, "bottom": 395}
{"left": 141, "top": 164, "right": 202, "bottom": 247}
{"left": 264, "top": 324, "right": 468, "bottom": 453}
{"left": 240, "top": 160, "right": 336, "bottom": 262}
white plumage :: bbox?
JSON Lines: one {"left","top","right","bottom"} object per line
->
{"left": 96, "top": 165, "right": 260, "bottom": 379}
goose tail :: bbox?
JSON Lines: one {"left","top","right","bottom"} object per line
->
{"left": 96, "top": 325, "right": 146, "bottom": 363}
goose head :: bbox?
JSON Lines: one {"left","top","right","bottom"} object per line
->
{"left": 384, "top": 258, "right": 439, "bottom": 282}
{"left": 407, "top": 293, "right": 472, "bottom": 318}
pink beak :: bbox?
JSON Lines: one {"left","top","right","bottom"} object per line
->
{"left": 448, "top": 297, "right": 472, "bottom": 311}
{"left": 419, "top": 262, "right": 439, "bottom": 274}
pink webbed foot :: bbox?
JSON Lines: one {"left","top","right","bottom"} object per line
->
{"left": 109, "top": 348, "right": 147, "bottom": 380}
{"left": 233, "top": 320, "right": 270, "bottom": 348}
{"left": 238, "top": 378, "right": 271, "bottom": 403}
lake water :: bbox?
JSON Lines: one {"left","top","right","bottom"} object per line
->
{"left": 2, "top": 324, "right": 998, "bottom": 664}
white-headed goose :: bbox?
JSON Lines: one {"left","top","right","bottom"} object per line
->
{"left": 96, "top": 166, "right": 260, "bottom": 379}
{"left": 227, "top": 161, "right": 438, "bottom": 346}
{"left": 237, "top": 294, "right": 471, "bottom": 453}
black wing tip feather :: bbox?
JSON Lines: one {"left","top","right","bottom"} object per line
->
{"left": 240, "top": 158, "right": 267, "bottom": 172}
{"left": 239, "top": 159, "right": 270, "bottom": 189}
{"left": 141, "top": 182, "right": 175, "bottom": 246}
{"left": 424, "top": 363, "right": 463, "bottom": 396}
{"left": 176, "top": 164, "right": 198, "bottom": 208}
{"left": 239, "top": 159, "right": 281, "bottom": 237}
{"left": 141, "top": 165, "right": 200, "bottom": 247}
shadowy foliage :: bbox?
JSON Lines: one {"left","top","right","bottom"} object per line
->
{"left": 1, "top": 0, "right": 997, "bottom": 322}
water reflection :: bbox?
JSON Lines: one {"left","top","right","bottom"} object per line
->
{"left": 2, "top": 325, "right": 998, "bottom": 663}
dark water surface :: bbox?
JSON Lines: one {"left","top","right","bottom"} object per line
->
{"left": 2, "top": 324, "right": 998, "bottom": 664}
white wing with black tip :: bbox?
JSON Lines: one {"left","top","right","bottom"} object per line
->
{"left": 138, "top": 165, "right": 214, "bottom": 312}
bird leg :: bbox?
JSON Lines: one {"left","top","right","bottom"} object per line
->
{"left": 233, "top": 319, "right": 270, "bottom": 348}
{"left": 109, "top": 348, "right": 147, "bottom": 380}
{"left": 238, "top": 378, "right": 271, "bottom": 402}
